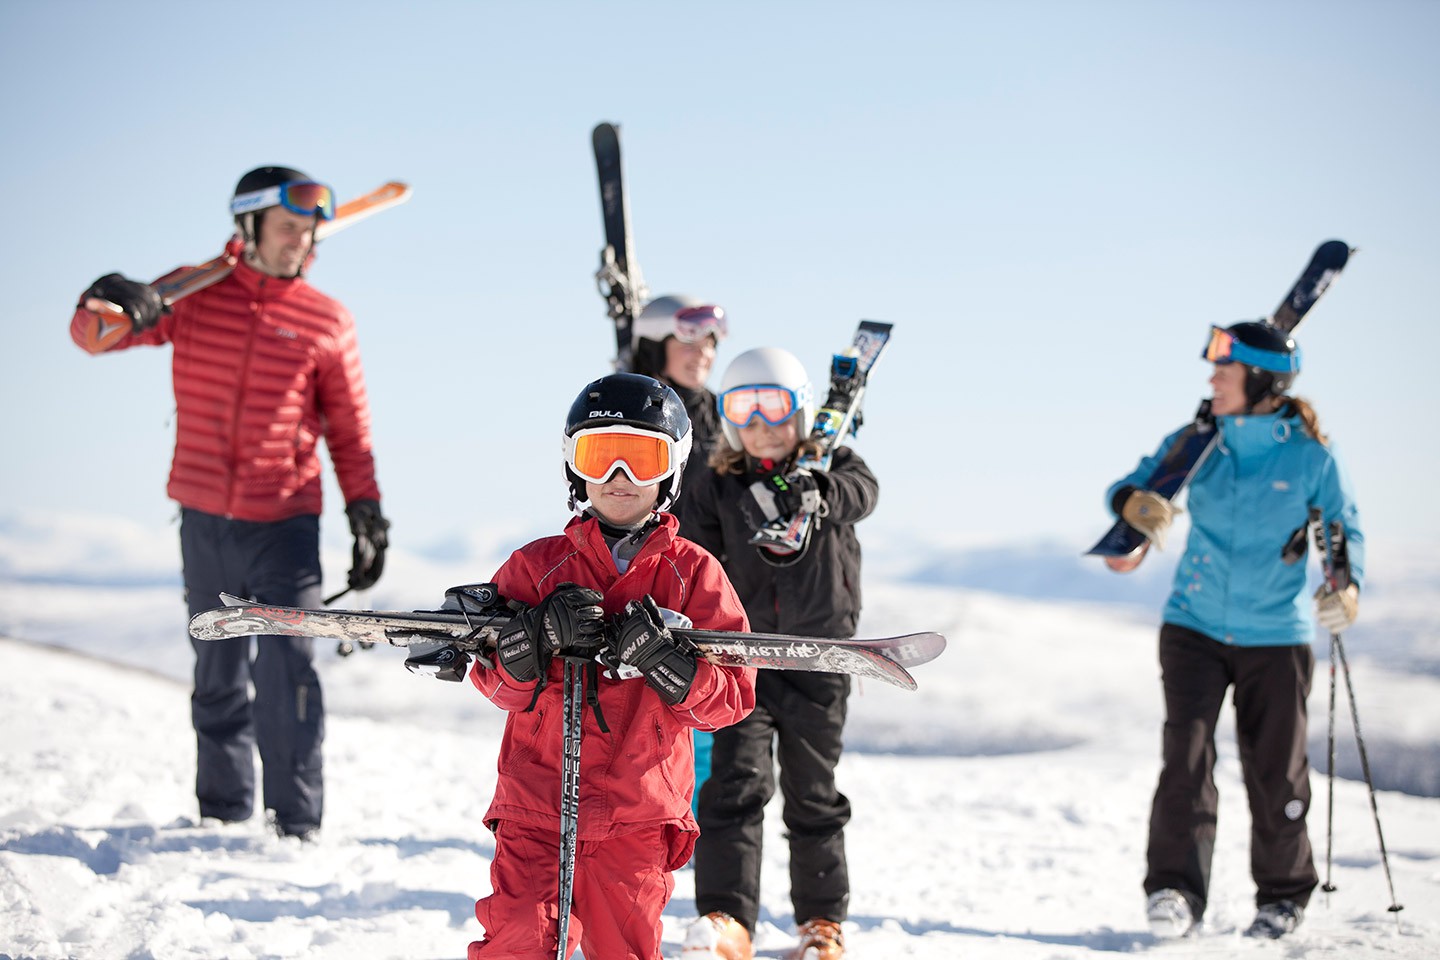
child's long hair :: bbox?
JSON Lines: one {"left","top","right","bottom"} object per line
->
{"left": 708, "top": 437, "right": 824, "bottom": 475}
{"left": 1282, "top": 395, "right": 1328, "bottom": 446}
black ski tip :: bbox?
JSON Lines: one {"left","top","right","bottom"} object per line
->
{"left": 1086, "top": 520, "right": 1147, "bottom": 558}
{"left": 1315, "top": 238, "right": 1351, "bottom": 268}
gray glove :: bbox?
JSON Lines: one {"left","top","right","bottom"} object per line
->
{"left": 1122, "top": 489, "right": 1181, "bottom": 550}
{"left": 1314, "top": 583, "right": 1359, "bottom": 633}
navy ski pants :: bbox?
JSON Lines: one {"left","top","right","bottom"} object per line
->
{"left": 1144, "top": 622, "right": 1318, "bottom": 918}
{"left": 693, "top": 669, "right": 851, "bottom": 934}
{"left": 181, "top": 508, "right": 325, "bottom": 832}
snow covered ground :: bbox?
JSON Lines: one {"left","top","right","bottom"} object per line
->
{"left": 1, "top": 513, "right": 1437, "bottom": 959}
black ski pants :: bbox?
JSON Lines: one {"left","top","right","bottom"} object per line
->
{"left": 693, "top": 669, "right": 851, "bottom": 935}
{"left": 1144, "top": 623, "right": 1318, "bottom": 918}
{"left": 181, "top": 508, "right": 325, "bottom": 832}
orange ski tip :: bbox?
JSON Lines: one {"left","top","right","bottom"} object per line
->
{"left": 1104, "top": 542, "right": 1150, "bottom": 574}
{"left": 81, "top": 302, "right": 132, "bottom": 352}
{"left": 315, "top": 181, "right": 413, "bottom": 241}
{"left": 336, "top": 181, "right": 412, "bottom": 216}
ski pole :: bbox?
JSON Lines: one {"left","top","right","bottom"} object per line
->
{"left": 556, "top": 657, "right": 584, "bottom": 960}
{"left": 1322, "top": 627, "right": 1338, "bottom": 895}
{"left": 1310, "top": 508, "right": 1403, "bottom": 922}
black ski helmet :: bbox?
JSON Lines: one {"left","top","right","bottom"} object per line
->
{"left": 1203, "top": 320, "right": 1301, "bottom": 409}
{"left": 563, "top": 373, "right": 693, "bottom": 512}
{"left": 231, "top": 165, "right": 313, "bottom": 252}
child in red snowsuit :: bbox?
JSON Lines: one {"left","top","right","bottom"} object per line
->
{"left": 465, "top": 373, "right": 756, "bottom": 960}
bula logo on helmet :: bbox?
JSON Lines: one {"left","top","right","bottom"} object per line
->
{"left": 590, "top": 410, "right": 624, "bottom": 418}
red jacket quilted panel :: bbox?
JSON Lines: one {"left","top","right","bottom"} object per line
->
{"left": 71, "top": 248, "right": 381, "bottom": 521}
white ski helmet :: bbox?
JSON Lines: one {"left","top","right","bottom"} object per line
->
{"left": 632, "top": 294, "right": 728, "bottom": 379}
{"left": 717, "top": 347, "right": 815, "bottom": 452}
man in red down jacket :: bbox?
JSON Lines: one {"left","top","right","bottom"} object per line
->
{"left": 68, "top": 165, "right": 390, "bottom": 841}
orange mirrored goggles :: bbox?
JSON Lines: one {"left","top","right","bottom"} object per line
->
{"left": 565, "top": 426, "right": 678, "bottom": 485}
{"left": 1201, "top": 325, "right": 1300, "bottom": 372}
{"left": 719, "top": 384, "right": 800, "bottom": 428}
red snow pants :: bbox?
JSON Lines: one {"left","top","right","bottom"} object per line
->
{"left": 467, "top": 819, "right": 690, "bottom": 959}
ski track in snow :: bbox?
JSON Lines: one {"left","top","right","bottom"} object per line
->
{"left": 1, "top": 531, "right": 1438, "bottom": 959}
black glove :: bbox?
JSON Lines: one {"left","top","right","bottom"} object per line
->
{"left": 344, "top": 499, "right": 390, "bottom": 592}
{"left": 82, "top": 273, "right": 166, "bottom": 332}
{"left": 615, "top": 595, "right": 698, "bottom": 705}
{"left": 739, "top": 467, "right": 823, "bottom": 533}
{"left": 495, "top": 583, "right": 606, "bottom": 683}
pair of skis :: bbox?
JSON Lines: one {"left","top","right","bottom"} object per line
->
{"left": 79, "top": 181, "right": 412, "bottom": 352}
{"left": 1088, "top": 239, "right": 1352, "bottom": 571}
{"left": 188, "top": 591, "right": 946, "bottom": 690}
{"left": 592, "top": 122, "right": 647, "bottom": 374}
{"left": 749, "top": 320, "right": 893, "bottom": 557}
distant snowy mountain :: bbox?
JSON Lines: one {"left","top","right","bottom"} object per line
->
{"left": 2, "top": 509, "right": 1436, "bottom": 796}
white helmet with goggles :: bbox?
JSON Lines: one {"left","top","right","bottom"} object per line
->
{"left": 563, "top": 373, "right": 693, "bottom": 512}
{"left": 631, "top": 294, "right": 728, "bottom": 379}
{"left": 716, "top": 347, "right": 815, "bottom": 452}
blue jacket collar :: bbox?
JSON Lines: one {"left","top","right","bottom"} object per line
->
{"left": 1216, "top": 409, "right": 1300, "bottom": 460}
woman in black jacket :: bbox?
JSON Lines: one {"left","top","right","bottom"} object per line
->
{"left": 682, "top": 347, "right": 879, "bottom": 960}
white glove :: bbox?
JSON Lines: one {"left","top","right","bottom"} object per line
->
{"left": 1122, "top": 490, "right": 1182, "bottom": 551}
{"left": 1314, "top": 582, "right": 1359, "bottom": 633}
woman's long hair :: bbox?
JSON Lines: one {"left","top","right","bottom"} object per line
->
{"left": 1283, "top": 395, "right": 1328, "bottom": 446}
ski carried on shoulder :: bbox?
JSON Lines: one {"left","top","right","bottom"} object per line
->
{"left": 1088, "top": 239, "right": 1352, "bottom": 570}
{"left": 189, "top": 589, "right": 946, "bottom": 691}
{"left": 592, "top": 121, "right": 648, "bottom": 372}
{"left": 750, "top": 320, "right": 894, "bottom": 558}
{"left": 80, "top": 181, "right": 412, "bottom": 350}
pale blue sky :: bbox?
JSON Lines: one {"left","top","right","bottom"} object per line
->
{"left": 3, "top": 0, "right": 1436, "bottom": 563}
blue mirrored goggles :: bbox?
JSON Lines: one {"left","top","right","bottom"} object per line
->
{"left": 1201, "top": 326, "right": 1300, "bottom": 373}
{"left": 230, "top": 181, "right": 336, "bottom": 220}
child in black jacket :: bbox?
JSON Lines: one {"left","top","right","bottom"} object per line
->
{"left": 682, "top": 347, "right": 879, "bottom": 960}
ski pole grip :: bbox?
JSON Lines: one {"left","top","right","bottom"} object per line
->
{"left": 1327, "top": 520, "right": 1352, "bottom": 591}
{"left": 1309, "top": 506, "right": 1335, "bottom": 588}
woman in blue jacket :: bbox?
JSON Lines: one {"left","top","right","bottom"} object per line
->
{"left": 1107, "top": 321, "right": 1363, "bottom": 941}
